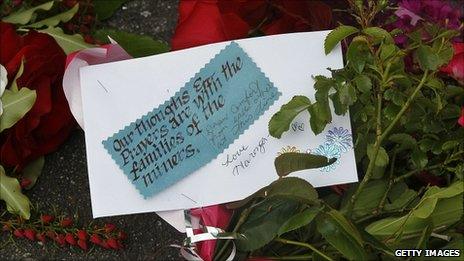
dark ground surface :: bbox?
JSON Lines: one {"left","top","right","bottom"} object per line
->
{"left": 1, "top": 1, "right": 184, "bottom": 260}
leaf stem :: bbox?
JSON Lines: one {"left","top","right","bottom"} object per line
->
{"left": 347, "top": 71, "right": 429, "bottom": 216}
{"left": 275, "top": 238, "right": 333, "bottom": 261}
{"left": 214, "top": 203, "right": 255, "bottom": 261}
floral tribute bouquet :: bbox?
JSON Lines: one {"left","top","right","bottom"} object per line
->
{"left": 0, "top": 0, "right": 167, "bottom": 251}
{"left": 170, "top": 0, "right": 464, "bottom": 260}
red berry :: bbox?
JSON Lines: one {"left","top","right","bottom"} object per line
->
{"left": 40, "top": 214, "right": 54, "bottom": 224}
{"left": 107, "top": 238, "right": 119, "bottom": 249}
{"left": 36, "top": 233, "right": 46, "bottom": 243}
{"left": 65, "top": 233, "right": 76, "bottom": 245}
{"left": 77, "top": 230, "right": 88, "bottom": 240}
{"left": 20, "top": 178, "right": 31, "bottom": 188}
{"left": 13, "top": 229, "right": 24, "bottom": 238}
{"left": 77, "top": 239, "right": 88, "bottom": 251}
{"left": 60, "top": 217, "right": 73, "bottom": 227}
{"left": 55, "top": 234, "right": 66, "bottom": 246}
{"left": 64, "top": 0, "right": 78, "bottom": 8}
{"left": 104, "top": 223, "right": 116, "bottom": 233}
{"left": 100, "top": 240, "right": 110, "bottom": 249}
{"left": 117, "top": 231, "right": 127, "bottom": 240}
{"left": 83, "top": 34, "right": 95, "bottom": 44}
{"left": 24, "top": 229, "right": 35, "bottom": 241}
{"left": 90, "top": 234, "right": 102, "bottom": 245}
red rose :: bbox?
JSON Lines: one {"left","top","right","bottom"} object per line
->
{"left": 0, "top": 22, "right": 75, "bottom": 169}
{"left": 441, "top": 42, "right": 464, "bottom": 84}
{"left": 171, "top": 0, "right": 332, "bottom": 50}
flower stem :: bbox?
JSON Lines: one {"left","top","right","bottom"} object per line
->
{"left": 347, "top": 70, "right": 429, "bottom": 216}
{"left": 275, "top": 238, "right": 333, "bottom": 261}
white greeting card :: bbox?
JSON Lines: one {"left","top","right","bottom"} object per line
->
{"left": 80, "top": 31, "right": 358, "bottom": 231}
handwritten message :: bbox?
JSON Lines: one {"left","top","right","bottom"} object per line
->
{"left": 103, "top": 42, "right": 281, "bottom": 198}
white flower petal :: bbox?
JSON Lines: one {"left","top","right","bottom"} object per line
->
{"left": 0, "top": 64, "right": 7, "bottom": 97}
{"left": 0, "top": 99, "right": 3, "bottom": 117}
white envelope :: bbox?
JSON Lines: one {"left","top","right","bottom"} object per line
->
{"left": 80, "top": 31, "right": 358, "bottom": 232}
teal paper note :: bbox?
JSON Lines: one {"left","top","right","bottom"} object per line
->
{"left": 102, "top": 42, "right": 281, "bottom": 198}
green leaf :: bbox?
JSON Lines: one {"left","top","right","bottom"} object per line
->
{"left": 362, "top": 27, "right": 394, "bottom": 44}
{"left": 94, "top": 0, "right": 129, "bottom": 21}
{"left": 236, "top": 198, "right": 300, "bottom": 251}
{"left": 316, "top": 209, "right": 367, "bottom": 260}
{"left": 366, "top": 194, "right": 463, "bottom": 240}
{"left": 341, "top": 180, "right": 387, "bottom": 218}
{"left": 416, "top": 45, "right": 440, "bottom": 71}
{"left": 10, "top": 58, "right": 25, "bottom": 92}
{"left": 346, "top": 36, "right": 370, "bottom": 73}
{"left": 226, "top": 177, "right": 318, "bottom": 209}
{"left": 411, "top": 148, "right": 428, "bottom": 169}
{"left": 278, "top": 206, "right": 321, "bottom": 236}
{"left": 269, "top": 96, "right": 311, "bottom": 138}
{"left": 367, "top": 144, "right": 389, "bottom": 167}
{"left": 358, "top": 225, "right": 395, "bottom": 257}
{"left": 39, "top": 27, "right": 94, "bottom": 54}
{"left": 94, "top": 29, "right": 169, "bottom": 57}
{"left": 354, "top": 75, "right": 372, "bottom": 93}
{"left": 275, "top": 152, "right": 337, "bottom": 177}
{"left": 2, "top": 1, "right": 54, "bottom": 25}
{"left": 385, "top": 188, "right": 417, "bottom": 211}
{"left": 389, "top": 133, "right": 417, "bottom": 151}
{"left": 27, "top": 4, "right": 79, "bottom": 28}
{"left": 324, "top": 25, "right": 359, "bottom": 55}
{"left": 21, "top": 157, "right": 45, "bottom": 190}
{"left": 442, "top": 140, "right": 460, "bottom": 151}
{"left": 0, "top": 166, "right": 30, "bottom": 219}
{"left": 0, "top": 88, "right": 37, "bottom": 132}
{"left": 338, "top": 83, "right": 357, "bottom": 106}
{"left": 380, "top": 43, "right": 397, "bottom": 61}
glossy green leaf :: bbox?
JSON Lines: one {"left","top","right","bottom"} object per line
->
{"left": 442, "top": 140, "right": 460, "bottom": 151}
{"left": 411, "top": 148, "right": 428, "bottom": 169}
{"left": 339, "top": 83, "right": 357, "bottom": 106}
{"left": 389, "top": 133, "right": 417, "bottom": 151}
{"left": 0, "top": 88, "right": 37, "bottom": 132}
{"left": 10, "top": 59, "right": 25, "bottom": 92}
{"left": 0, "top": 166, "right": 30, "bottom": 219}
{"left": 316, "top": 209, "right": 366, "bottom": 260}
{"left": 226, "top": 177, "right": 318, "bottom": 209}
{"left": 363, "top": 27, "right": 394, "bottom": 44}
{"left": 2, "top": 1, "right": 54, "bottom": 25}
{"left": 416, "top": 45, "right": 440, "bottom": 71}
{"left": 366, "top": 185, "right": 463, "bottom": 240}
{"left": 341, "top": 180, "right": 387, "bottom": 218}
{"left": 94, "top": 29, "right": 169, "bottom": 57}
{"left": 27, "top": 4, "right": 79, "bottom": 28}
{"left": 94, "top": 0, "right": 129, "bottom": 20}
{"left": 21, "top": 157, "right": 45, "bottom": 190}
{"left": 385, "top": 188, "right": 417, "bottom": 211}
{"left": 39, "top": 27, "right": 94, "bottom": 54}
{"left": 354, "top": 75, "right": 372, "bottom": 93}
{"left": 278, "top": 207, "right": 321, "bottom": 236}
{"left": 346, "top": 36, "right": 370, "bottom": 73}
{"left": 269, "top": 96, "right": 311, "bottom": 138}
{"left": 236, "top": 198, "right": 300, "bottom": 251}
{"left": 275, "top": 152, "right": 337, "bottom": 177}
{"left": 367, "top": 144, "right": 389, "bottom": 167}
{"left": 324, "top": 25, "right": 359, "bottom": 54}
{"left": 380, "top": 43, "right": 397, "bottom": 61}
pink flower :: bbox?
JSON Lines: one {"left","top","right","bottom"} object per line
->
{"left": 441, "top": 43, "right": 464, "bottom": 84}
{"left": 190, "top": 205, "right": 232, "bottom": 261}
{"left": 458, "top": 107, "right": 464, "bottom": 127}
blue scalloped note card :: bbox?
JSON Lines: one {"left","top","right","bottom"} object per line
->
{"left": 102, "top": 42, "right": 281, "bottom": 198}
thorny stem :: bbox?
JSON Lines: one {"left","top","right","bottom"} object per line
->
{"left": 347, "top": 71, "right": 430, "bottom": 216}
{"left": 275, "top": 238, "right": 333, "bottom": 261}
{"left": 214, "top": 202, "right": 256, "bottom": 261}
